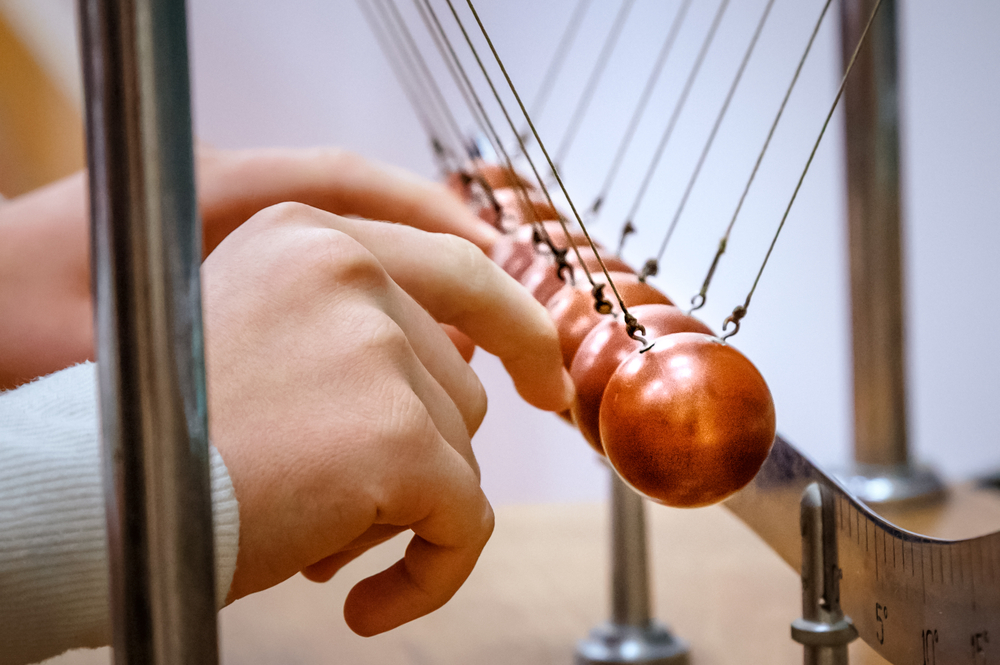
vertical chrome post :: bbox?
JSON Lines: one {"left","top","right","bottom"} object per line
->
{"left": 575, "top": 472, "right": 689, "bottom": 665}
{"left": 837, "top": 0, "right": 944, "bottom": 505}
{"left": 791, "top": 484, "right": 857, "bottom": 665}
{"left": 79, "top": 0, "right": 219, "bottom": 662}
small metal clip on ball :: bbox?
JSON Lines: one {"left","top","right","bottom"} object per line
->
{"left": 721, "top": 305, "right": 746, "bottom": 342}
{"left": 624, "top": 313, "right": 650, "bottom": 351}
{"left": 591, "top": 284, "right": 614, "bottom": 315}
{"left": 638, "top": 258, "right": 658, "bottom": 282}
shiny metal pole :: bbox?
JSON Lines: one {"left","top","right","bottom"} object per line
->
{"left": 576, "top": 472, "right": 689, "bottom": 665}
{"left": 79, "top": 0, "right": 219, "bottom": 662}
{"left": 836, "top": 0, "right": 944, "bottom": 505}
{"left": 790, "top": 484, "right": 857, "bottom": 664}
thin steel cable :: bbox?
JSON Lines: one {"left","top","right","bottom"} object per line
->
{"left": 460, "top": 0, "right": 651, "bottom": 339}
{"left": 649, "top": 0, "right": 776, "bottom": 272}
{"left": 441, "top": 0, "right": 604, "bottom": 292}
{"left": 411, "top": 0, "right": 502, "bottom": 162}
{"left": 721, "top": 0, "right": 884, "bottom": 341}
{"left": 691, "top": 0, "right": 834, "bottom": 313}
{"left": 589, "top": 0, "right": 693, "bottom": 217}
{"left": 358, "top": 0, "right": 456, "bottom": 169}
{"left": 552, "top": 0, "right": 637, "bottom": 170}
{"left": 443, "top": 0, "right": 604, "bottom": 293}
{"left": 417, "top": 0, "right": 559, "bottom": 246}
{"left": 515, "top": 0, "right": 594, "bottom": 154}
{"left": 622, "top": 0, "right": 731, "bottom": 257}
{"left": 378, "top": 0, "right": 469, "bottom": 159}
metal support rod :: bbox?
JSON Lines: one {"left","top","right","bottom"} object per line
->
{"left": 791, "top": 483, "right": 857, "bottom": 665}
{"left": 610, "top": 472, "right": 651, "bottom": 626}
{"left": 838, "top": 0, "right": 943, "bottom": 505}
{"left": 79, "top": 0, "right": 219, "bottom": 662}
{"left": 575, "top": 471, "right": 688, "bottom": 665}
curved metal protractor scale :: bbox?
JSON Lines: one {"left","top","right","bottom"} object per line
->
{"left": 724, "top": 436, "right": 999, "bottom": 664}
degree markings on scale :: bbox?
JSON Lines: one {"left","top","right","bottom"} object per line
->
{"left": 725, "top": 436, "right": 1000, "bottom": 664}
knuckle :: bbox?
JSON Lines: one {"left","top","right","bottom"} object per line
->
{"left": 314, "top": 231, "right": 388, "bottom": 290}
{"left": 364, "top": 313, "right": 413, "bottom": 363}
{"left": 435, "top": 234, "right": 493, "bottom": 317}
{"left": 509, "top": 301, "right": 562, "bottom": 368}
{"left": 479, "top": 501, "right": 496, "bottom": 543}
{"left": 309, "top": 145, "right": 363, "bottom": 170}
{"left": 253, "top": 200, "right": 318, "bottom": 228}
{"left": 467, "top": 373, "right": 488, "bottom": 434}
{"left": 462, "top": 498, "right": 495, "bottom": 548}
{"left": 442, "top": 233, "right": 486, "bottom": 277}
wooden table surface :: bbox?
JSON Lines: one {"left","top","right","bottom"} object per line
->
{"left": 46, "top": 483, "right": 1000, "bottom": 665}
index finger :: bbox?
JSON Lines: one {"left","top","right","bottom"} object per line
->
{"left": 319, "top": 215, "right": 574, "bottom": 413}
{"left": 198, "top": 147, "right": 500, "bottom": 255}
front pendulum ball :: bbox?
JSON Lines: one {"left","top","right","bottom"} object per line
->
{"left": 599, "top": 333, "right": 776, "bottom": 508}
{"left": 570, "top": 305, "right": 711, "bottom": 454}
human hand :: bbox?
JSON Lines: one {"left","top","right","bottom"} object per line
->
{"left": 202, "top": 202, "right": 571, "bottom": 635}
{"left": 0, "top": 146, "right": 495, "bottom": 388}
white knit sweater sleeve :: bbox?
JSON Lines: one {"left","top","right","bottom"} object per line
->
{"left": 0, "top": 362, "right": 240, "bottom": 665}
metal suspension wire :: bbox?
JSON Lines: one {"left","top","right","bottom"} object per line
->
{"left": 440, "top": 0, "right": 607, "bottom": 296}
{"left": 376, "top": 0, "right": 469, "bottom": 161}
{"left": 513, "top": 0, "right": 594, "bottom": 156}
{"left": 721, "top": 0, "right": 885, "bottom": 341}
{"left": 645, "top": 0, "right": 776, "bottom": 275}
{"left": 621, "top": 0, "right": 731, "bottom": 281}
{"left": 690, "top": 0, "right": 835, "bottom": 313}
{"left": 415, "top": 0, "right": 562, "bottom": 250}
{"left": 551, "top": 0, "right": 637, "bottom": 171}
{"left": 589, "top": 0, "right": 693, "bottom": 219}
{"left": 358, "top": 0, "right": 458, "bottom": 169}
{"left": 459, "top": 0, "right": 651, "bottom": 341}
{"left": 409, "top": 0, "right": 504, "bottom": 162}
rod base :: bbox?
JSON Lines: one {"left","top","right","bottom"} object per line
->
{"left": 836, "top": 463, "right": 946, "bottom": 507}
{"left": 575, "top": 621, "right": 689, "bottom": 665}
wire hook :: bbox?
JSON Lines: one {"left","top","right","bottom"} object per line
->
{"left": 591, "top": 283, "right": 614, "bottom": 315}
{"left": 639, "top": 258, "right": 658, "bottom": 282}
{"left": 624, "top": 311, "right": 649, "bottom": 349}
{"left": 721, "top": 305, "right": 747, "bottom": 342}
{"left": 617, "top": 220, "right": 635, "bottom": 256}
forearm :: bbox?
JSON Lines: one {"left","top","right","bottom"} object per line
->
{"left": 0, "top": 363, "right": 239, "bottom": 664}
{"left": 0, "top": 175, "right": 93, "bottom": 390}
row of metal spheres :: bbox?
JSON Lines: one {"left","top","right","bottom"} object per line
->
{"left": 449, "top": 164, "right": 776, "bottom": 508}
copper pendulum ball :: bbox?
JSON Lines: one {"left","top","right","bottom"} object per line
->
{"left": 599, "top": 332, "right": 775, "bottom": 507}
{"left": 570, "top": 305, "right": 711, "bottom": 454}
{"left": 489, "top": 234, "right": 539, "bottom": 280}
{"left": 491, "top": 188, "right": 561, "bottom": 226}
{"left": 474, "top": 162, "right": 534, "bottom": 190}
{"left": 547, "top": 277, "right": 672, "bottom": 369}
{"left": 490, "top": 221, "right": 605, "bottom": 280}
{"left": 521, "top": 250, "right": 634, "bottom": 305}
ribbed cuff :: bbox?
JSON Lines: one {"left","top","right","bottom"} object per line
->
{"left": 0, "top": 363, "right": 240, "bottom": 664}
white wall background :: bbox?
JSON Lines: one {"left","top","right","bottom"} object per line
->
{"left": 8, "top": 0, "right": 1000, "bottom": 505}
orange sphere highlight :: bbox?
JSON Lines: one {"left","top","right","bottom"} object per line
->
{"left": 474, "top": 162, "right": 534, "bottom": 190}
{"left": 599, "top": 333, "right": 775, "bottom": 508}
{"left": 570, "top": 305, "right": 711, "bottom": 454}
{"left": 518, "top": 221, "right": 598, "bottom": 251}
{"left": 491, "top": 188, "right": 560, "bottom": 226}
